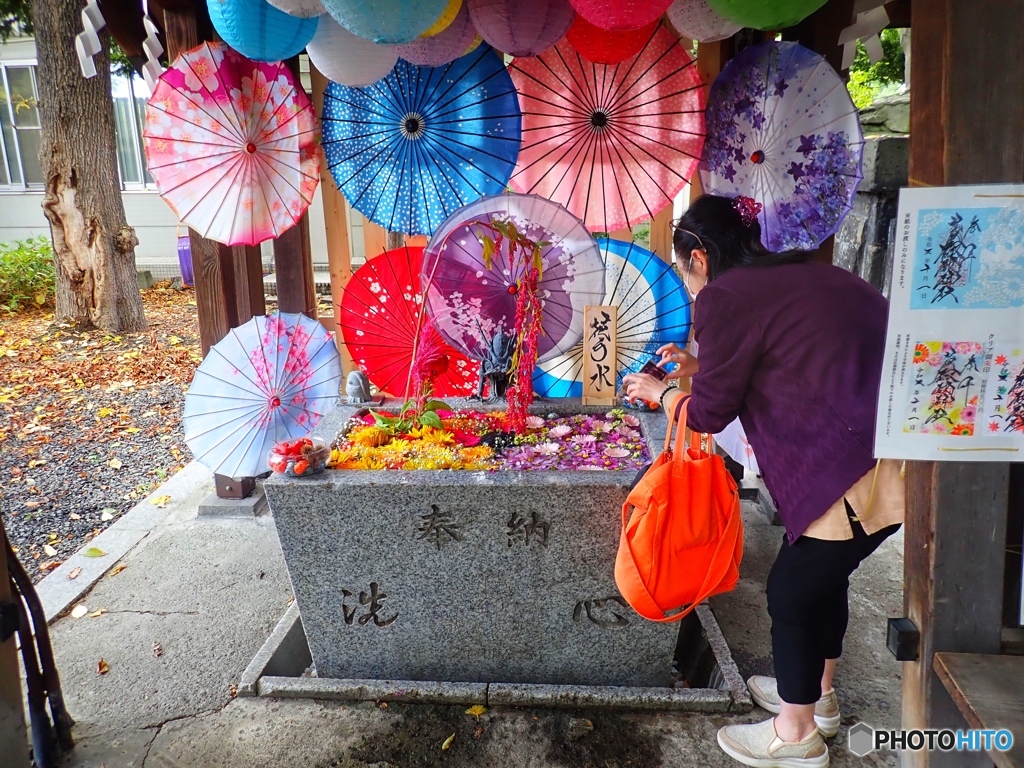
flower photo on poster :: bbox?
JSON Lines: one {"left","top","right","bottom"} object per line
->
{"left": 904, "top": 341, "right": 983, "bottom": 436}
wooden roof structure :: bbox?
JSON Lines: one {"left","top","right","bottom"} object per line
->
{"left": 96, "top": 3, "right": 1024, "bottom": 766}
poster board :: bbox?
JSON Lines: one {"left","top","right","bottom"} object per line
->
{"left": 874, "top": 184, "right": 1024, "bottom": 461}
{"left": 582, "top": 305, "right": 618, "bottom": 406}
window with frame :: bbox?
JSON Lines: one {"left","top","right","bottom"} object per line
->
{"left": 0, "top": 62, "right": 154, "bottom": 190}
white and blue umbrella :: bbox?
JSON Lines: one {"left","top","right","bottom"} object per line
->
{"left": 184, "top": 312, "right": 342, "bottom": 479}
{"left": 533, "top": 238, "right": 691, "bottom": 398}
{"left": 321, "top": 45, "right": 522, "bottom": 237}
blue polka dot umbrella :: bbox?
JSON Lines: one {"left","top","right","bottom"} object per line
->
{"left": 321, "top": 45, "right": 522, "bottom": 237}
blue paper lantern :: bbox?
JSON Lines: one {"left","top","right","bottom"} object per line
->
{"left": 320, "top": 0, "right": 451, "bottom": 44}
{"left": 208, "top": 0, "right": 319, "bottom": 61}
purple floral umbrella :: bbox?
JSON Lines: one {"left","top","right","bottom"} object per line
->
{"left": 422, "top": 193, "right": 606, "bottom": 364}
{"left": 700, "top": 41, "right": 864, "bottom": 252}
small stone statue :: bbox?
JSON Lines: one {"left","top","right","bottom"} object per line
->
{"left": 345, "top": 370, "right": 372, "bottom": 404}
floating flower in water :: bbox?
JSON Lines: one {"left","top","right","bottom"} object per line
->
{"left": 592, "top": 421, "right": 613, "bottom": 433}
{"left": 548, "top": 424, "right": 573, "bottom": 439}
{"left": 525, "top": 415, "right": 545, "bottom": 429}
{"left": 604, "top": 446, "right": 631, "bottom": 458}
{"left": 578, "top": 465, "right": 603, "bottom": 471}
{"left": 623, "top": 414, "right": 640, "bottom": 428}
{"left": 535, "top": 442, "right": 560, "bottom": 456}
{"left": 349, "top": 425, "right": 391, "bottom": 448}
{"left": 570, "top": 434, "right": 597, "bottom": 445}
{"left": 619, "top": 427, "right": 641, "bottom": 440}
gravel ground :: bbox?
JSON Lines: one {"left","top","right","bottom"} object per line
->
{"left": 0, "top": 283, "right": 200, "bottom": 581}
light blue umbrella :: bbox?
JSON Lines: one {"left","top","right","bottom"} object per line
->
{"left": 533, "top": 238, "right": 691, "bottom": 398}
{"left": 184, "top": 312, "right": 342, "bottom": 478}
{"left": 321, "top": 45, "right": 522, "bottom": 237}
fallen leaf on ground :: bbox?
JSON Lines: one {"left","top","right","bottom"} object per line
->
{"left": 150, "top": 494, "right": 171, "bottom": 508}
{"left": 81, "top": 547, "right": 106, "bottom": 558}
{"left": 100, "top": 508, "right": 116, "bottom": 521}
{"left": 441, "top": 733, "right": 455, "bottom": 751}
{"left": 70, "top": 605, "right": 88, "bottom": 618}
{"left": 96, "top": 407, "right": 114, "bottom": 419}
{"left": 108, "top": 564, "right": 127, "bottom": 577}
{"left": 96, "top": 659, "right": 109, "bottom": 675}
{"left": 24, "top": 501, "right": 42, "bottom": 509}
{"left": 474, "top": 726, "right": 484, "bottom": 739}
{"left": 89, "top": 608, "right": 105, "bottom": 618}
{"left": 69, "top": 512, "right": 82, "bottom": 520}
{"left": 465, "top": 704, "right": 487, "bottom": 718}
{"left": 153, "top": 642, "right": 163, "bottom": 657}
{"left": 68, "top": 567, "right": 82, "bottom": 580}
{"left": 168, "top": 336, "right": 182, "bottom": 345}
{"left": 43, "top": 544, "right": 58, "bottom": 557}
{"left": 27, "top": 459, "right": 46, "bottom": 468}
{"left": 108, "top": 458, "right": 123, "bottom": 470}
{"left": 229, "top": 684, "right": 238, "bottom": 698}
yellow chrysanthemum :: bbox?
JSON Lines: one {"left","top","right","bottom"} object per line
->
{"left": 352, "top": 455, "right": 387, "bottom": 470}
{"left": 420, "top": 427, "right": 455, "bottom": 446}
{"left": 328, "top": 447, "right": 357, "bottom": 468}
{"left": 348, "top": 426, "right": 391, "bottom": 448}
{"left": 378, "top": 439, "right": 414, "bottom": 454}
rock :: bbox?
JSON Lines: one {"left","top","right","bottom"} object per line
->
{"left": 136, "top": 270, "right": 155, "bottom": 290}
{"left": 859, "top": 93, "right": 910, "bottom": 135}
{"left": 567, "top": 718, "right": 594, "bottom": 741}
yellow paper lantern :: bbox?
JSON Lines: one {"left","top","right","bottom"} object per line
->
{"left": 420, "top": 0, "right": 461, "bottom": 37}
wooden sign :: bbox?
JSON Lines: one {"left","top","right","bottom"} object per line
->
{"left": 582, "top": 305, "right": 618, "bottom": 406}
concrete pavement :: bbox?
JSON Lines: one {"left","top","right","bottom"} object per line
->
{"left": 37, "top": 464, "right": 903, "bottom": 768}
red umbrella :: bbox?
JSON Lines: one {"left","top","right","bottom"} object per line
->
{"left": 508, "top": 24, "right": 705, "bottom": 233}
{"left": 339, "top": 247, "right": 479, "bottom": 398}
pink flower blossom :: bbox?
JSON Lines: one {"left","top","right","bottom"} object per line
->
{"left": 570, "top": 434, "right": 597, "bottom": 445}
{"left": 548, "top": 425, "right": 573, "bottom": 439}
{"left": 535, "top": 442, "right": 560, "bottom": 456}
{"left": 525, "top": 415, "right": 545, "bottom": 429}
{"left": 604, "top": 446, "right": 630, "bottom": 458}
{"left": 623, "top": 414, "right": 640, "bottom": 428}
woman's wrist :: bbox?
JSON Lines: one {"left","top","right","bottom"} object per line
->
{"left": 658, "top": 382, "right": 679, "bottom": 409}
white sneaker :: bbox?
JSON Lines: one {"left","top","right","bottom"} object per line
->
{"left": 746, "top": 676, "right": 841, "bottom": 738}
{"left": 717, "top": 717, "right": 830, "bottom": 768}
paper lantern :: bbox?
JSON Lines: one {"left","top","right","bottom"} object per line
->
{"left": 307, "top": 14, "right": 398, "bottom": 85}
{"left": 265, "top": 0, "right": 325, "bottom": 17}
{"left": 320, "top": 0, "right": 450, "bottom": 44}
{"left": 421, "top": 0, "right": 461, "bottom": 36}
{"left": 396, "top": 2, "right": 477, "bottom": 66}
{"left": 467, "top": 0, "right": 575, "bottom": 58}
{"left": 666, "top": 0, "right": 739, "bottom": 42}
{"left": 208, "top": 0, "right": 318, "bottom": 61}
{"left": 706, "top": 0, "right": 827, "bottom": 29}
{"left": 565, "top": 14, "right": 657, "bottom": 64}
{"left": 568, "top": 0, "right": 673, "bottom": 32}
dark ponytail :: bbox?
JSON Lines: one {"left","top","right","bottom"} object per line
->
{"left": 673, "top": 195, "right": 809, "bottom": 282}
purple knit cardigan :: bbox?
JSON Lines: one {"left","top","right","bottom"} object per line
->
{"left": 686, "top": 261, "right": 888, "bottom": 542}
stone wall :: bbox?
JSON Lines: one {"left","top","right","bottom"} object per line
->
{"left": 834, "top": 133, "right": 909, "bottom": 298}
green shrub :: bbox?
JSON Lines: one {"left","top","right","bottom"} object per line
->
{"left": 0, "top": 235, "right": 56, "bottom": 312}
{"left": 846, "top": 29, "right": 906, "bottom": 109}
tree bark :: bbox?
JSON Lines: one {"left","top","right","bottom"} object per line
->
{"left": 32, "top": 0, "right": 146, "bottom": 332}
{"left": 386, "top": 231, "right": 406, "bottom": 250}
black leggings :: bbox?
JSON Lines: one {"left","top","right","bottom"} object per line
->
{"left": 766, "top": 504, "right": 900, "bottom": 705}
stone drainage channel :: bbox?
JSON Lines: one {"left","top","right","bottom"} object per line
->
{"left": 239, "top": 601, "right": 752, "bottom": 712}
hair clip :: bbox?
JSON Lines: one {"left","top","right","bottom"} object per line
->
{"left": 732, "top": 196, "right": 763, "bottom": 227}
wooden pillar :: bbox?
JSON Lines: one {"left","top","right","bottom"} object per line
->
{"left": 273, "top": 56, "right": 317, "bottom": 319}
{"left": 164, "top": 6, "right": 263, "bottom": 354}
{"left": 902, "top": 1, "right": 1024, "bottom": 764}
{"left": 647, "top": 207, "right": 674, "bottom": 263}
{"left": 310, "top": 63, "right": 355, "bottom": 371}
{"left": 691, "top": 37, "right": 734, "bottom": 208}
{"left": 0, "top": 521, "right": 29, "bottom": 768}
{"left": 362, "top": 219, "right": 388, "bottom": 261}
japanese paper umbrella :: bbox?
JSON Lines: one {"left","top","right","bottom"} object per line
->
{"left": 184, "top": 313, "right": 342, "bottom": 479}
{"left": 144, "top": 42, "right": 320, "bottom": 246}
{"left": 509, "top": 24, "right": 706, "bottom": 233}
{"left": 321, "top": 45, "right": 521, "bottom": 237}
{"left": 700, "top": 41, "right": 864, "bottom": 252}
{"left": 534, "top": 238, "right": 691, "bottom": 397}
{"left": 422, "top": 193, "right": 606, "bottom": 364}
{"left": 339, "top": 247, "right": 479, "bottom": 397}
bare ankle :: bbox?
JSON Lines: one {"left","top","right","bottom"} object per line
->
{"left": 774, "top": 715, "right": 818, "bottom": 743}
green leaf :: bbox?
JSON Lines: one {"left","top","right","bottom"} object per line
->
{"left": 532, "top": 245, "right": 543, "bottom": 277}
{"left": 81, "top": 547, "right": 107, "bottom": 558}
{"left": 419, "top": 410, "right": 443, "bottom": 429}
{"left": 481, "top": 236, "right": 495, "bottom": 271}
{"left": 423, "top": 399, "right": 451, "bottom": 413}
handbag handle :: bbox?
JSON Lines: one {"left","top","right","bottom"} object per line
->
{"left": 668, "top": 397, "right": 713, "bottom": 459}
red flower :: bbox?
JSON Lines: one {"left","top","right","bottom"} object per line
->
{"left": 995, "top": 355, "right": 1008, "bottom": 365}
{"left": 989, "top": 421, "right": 1001, "bottom": 432}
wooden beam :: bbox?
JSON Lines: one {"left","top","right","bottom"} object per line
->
{"left": 273, "top": 56, "right": 318, "bottom": 319}
{"left": 310, "top": 63, "right": 355, "bottom": 371}
{"left": 362, "top": 219, "right": 388, "bottom": 262}
{"left": 903, "top": 1, "right": 1024, "bottom": 764}
{"left": 647, "top": 207, "right": 674, "bottom": 263}
{"left": 0, "top": 521, "right": 30, "bottom": 768}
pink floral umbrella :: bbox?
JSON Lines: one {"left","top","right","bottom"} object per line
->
{"left": 144, "top": 42, "right": 320, "bottom": 246}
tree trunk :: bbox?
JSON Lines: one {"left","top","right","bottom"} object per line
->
{"left": 32, "top": 0, "right": 146, "bottom": 332}
{"left": 386, "top": 231, "right": 406, "bottom": 250}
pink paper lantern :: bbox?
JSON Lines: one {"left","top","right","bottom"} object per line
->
{"left": 396, "top": 1, "right": 477, "bottom": 66}
{"left": 568, "top": 0, "right": 673, "bottom": 31}
{"left": 565, "top": 14, "right": 657, "bottom": 64}
{"left": 666, "top": 0, "right": 740, "bottom": 41}
{"left": 467, "top": 0, "right": 575, "bottom": 57}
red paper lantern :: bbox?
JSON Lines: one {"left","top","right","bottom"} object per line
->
{"left": 568, "top": 0, "right": 673, "bottom": 31}
{"left": 565, "top": 14, "right": 657, "bottom": 64}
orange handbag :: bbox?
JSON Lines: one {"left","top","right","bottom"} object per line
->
{"left": 615, "top": 397, "right": 744, "bottom": 622}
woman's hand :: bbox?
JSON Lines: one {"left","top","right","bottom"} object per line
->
{"left": 621, "top": 373, "right": 672, "bottom": 407}
{"left": 656, "top": 343, "right": 698, "bottom": 380}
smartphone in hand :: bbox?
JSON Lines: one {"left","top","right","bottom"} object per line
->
{"left": 639, "top": 359, "right": 668, "bottom": 381}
